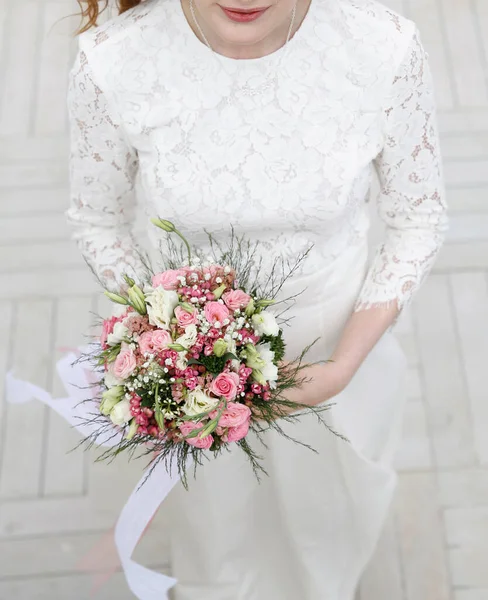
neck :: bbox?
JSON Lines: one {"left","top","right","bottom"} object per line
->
{"left": 181, "top": 0, "right": 312, "bottom": 60}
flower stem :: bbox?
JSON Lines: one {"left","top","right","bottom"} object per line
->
{"left": 173, "top": 227, "right": 192, "bottom": 264}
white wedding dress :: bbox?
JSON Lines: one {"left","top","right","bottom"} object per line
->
{"left": 66, "top": 0, "right": 448, "bottom": 598}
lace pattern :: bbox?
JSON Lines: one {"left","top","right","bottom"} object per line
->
{"left": 353, "top": 28, "right": 448, "bottom": 314}
{"left": 66, "top": 48, "right": 146, "bottom": 290}
{"left": 66, "top": 0, "right": 448, "bottom": 318}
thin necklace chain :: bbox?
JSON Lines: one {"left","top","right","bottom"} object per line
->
{"left": 188, "top": 0, "right": 298, "bottom": 96}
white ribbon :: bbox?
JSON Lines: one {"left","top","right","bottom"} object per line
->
{"left": 5, "top": 350, "right": 184, "bottom": 599}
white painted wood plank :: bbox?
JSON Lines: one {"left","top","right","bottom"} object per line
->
{"left": 0, "top": 572, "right": 135, "bottom": 600}
{"left": 444, "top": 506, "right": 488, "bottom": 549}
{"left": 0, "top": 162, "right": 67, "bottom": 189}
{"left": 455, "top": 591, "right": 488, "bottom": 600}
{"left": 0, "top": 240, "right": 83, "bottom": 272}
{"left": 0, "top": 495, "right": 114, "bottom": 538}
{"left": 0, "top": 1, "right": 40, "bottom": 135}
{"left": 444, "top": 159, "right": 488, "bottom": 188}
{"left": 438, "top": 468, "right": 488, "bottom": 507}
{"left": 0, "top": 137, "right": 68, "bottom": 162}
{"left": 0, "top": 268, "right": 99, "bottom": 299}
{"left": 449, "top": 547, "right": 488, "bottom": 588}
{"left": 441, "top": 134, "right": 488, "bottom": 159}
{"left": 35, "top": 2, "right": 76, "bottom": 135}
{"left": 450, "top": 272, "right": 488, "bottom": 463}
{"left": 408, "top": 0, "right": 455, "bottom": 110}
{"left": 43, "top": 296, "right": 95, "bottom": 497}
{"left": 0, "top": 301, "right": 14, "bottom": 490}
{"left": 446, "top": 214, "right": 488, "bottom": 243}
{"left": 0, "top": 299, "right": 54, "bottom": 498}
{"left": 414, "top": 275, "right": 477, "bottom": 468}
{"left": 0, "top": 187, "right": 68, "bottom": 216}
{"left": 474, "top": 0, "right": 488, "bottom": 82}
{"left": 395, "top": 472, "right": 451, "bottom": 600}
{"left": 446, "top": 187, "right": 488, "bottom": 213}
{"left": 438, "top": 110, "right": 488, "bottom": 134}
{"left": 441, "top": 0, "right": 488, "bottom": 107}
{"left": 0, "top": 213, "right": 70, "bottom": 244}
{"left": 0, "top": 530, "right": 168, "bottom": 578}
{"left": 434, "top": 241, "right": 488, "bottom": 271}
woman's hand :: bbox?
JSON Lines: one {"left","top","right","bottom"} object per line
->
{"left": 258, "top": 361, "right": 352, "bottom": 420}
{"left": 284, "top": 361, "right": 350, "bottom": 411}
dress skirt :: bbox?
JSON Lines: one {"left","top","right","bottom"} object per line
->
{"left": 159, "top": 243, "right": 408, "bottom": 600}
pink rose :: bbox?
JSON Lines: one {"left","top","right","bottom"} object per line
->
{"left": 152, "top": 269, "right": 184, "bottom": 291}
{"left": 226, "top": 419, "right": 250, "bottom": 443}
{"left": 152, "top": 329, "right": 172, "bottom": 350}
{"left": 218, "top": 401, "right": 252, "bottom": 428}
{"left": 209, "top": 372, "right": 240, "bottom": 401}
{"left": 179, "top": 421, "right": 213, "bottom": 450}
{"left": 204, "top": 301, "right": 230, "bottom": 326}
{"left": 138, "top": 329, "right": 172, "bottom": 355}
{"left": 222, "top": 289, "right": 251, "bottom": 311}
{"left": 174, "top": 305, "right": 198, "bottom": 327}
{"left": 112, "top": 343, "right": 137, "bottom": 380}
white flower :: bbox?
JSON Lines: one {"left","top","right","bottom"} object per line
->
{"left": 257, "top": 342, "right": 279, "bottom": 386}
{"left": 107, "top": 321, "right": 129, "bottom": 346}
{"left": 251, "top": 312, "right": 280, "bottom": 336}
{"left": 104, "top": 369, "right": 123, "bottom": 388}
{"left": 183, "top": 387, "right": 219, "bottom": 417}
{"left": 100, "top": 385, "right": 124, "bottom": 415}
{"left": 146, "top": 287, "right": 179, "bottom": 329}
{"left": 110, "top": 398, "right": 132, "bottom": 426}
{"left": 176, "top": 324, "right": 198, "bottom": 349}
{"left": 176, "top": 354, "right": 188, "bottom": 370}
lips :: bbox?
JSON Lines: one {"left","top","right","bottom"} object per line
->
{"left": 219, "top": 5, "right": 270, "bottom": 22}
{"left": 222, "top": 6, "right": 267, "bottom": 12}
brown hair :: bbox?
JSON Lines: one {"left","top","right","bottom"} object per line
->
{"left": 76, "top": 1, "right": 142, "bottom": 34}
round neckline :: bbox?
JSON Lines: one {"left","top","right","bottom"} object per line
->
{"left": 174, "top": 0, "right": 317, "bottom": 65}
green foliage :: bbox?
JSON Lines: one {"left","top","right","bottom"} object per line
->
{"left": 260, "top": 329, "right": 286, "bottom": 363}
{"left": 97, "top": 343, "right": 121, "bottom": 365}
{"left": 187, "top": 352, "right": 238, "bottom": 375}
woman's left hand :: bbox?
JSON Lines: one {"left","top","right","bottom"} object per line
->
{"left": 275, "top": 360, "right": 352, "bottom": 417}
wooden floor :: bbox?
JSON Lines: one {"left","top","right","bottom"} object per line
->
{"left": 1, "top": 0, "right": 488, "bottom": 598}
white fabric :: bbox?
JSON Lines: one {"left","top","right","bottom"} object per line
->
{"left": 63, "top": 0, "right": 447, "bottom": 598}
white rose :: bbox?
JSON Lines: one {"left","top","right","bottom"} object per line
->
{"left": 257, "top": 343, "right": 279, "bottom": 386}
{"left": 104, "top": 368, "right": 123, "bottom": 388}
{"left": 146, "top": 287, "right": 179, "bottom": 329}
{"left": 183, "top": 387, "right": 219, "bottom": 417}
{"left": 107, "top": 321, "right": 129, "bottom": 346}
{"left": 251, "top": 312, "right": 280, "bottom": 336}
{"left": 110, "top": 398, "right": 132, "bottom": 426}
{"left": 176, "top": 324, "right": 198, "bottom": 349}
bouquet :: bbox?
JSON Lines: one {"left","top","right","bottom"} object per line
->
{"left": 80, "top": 219, "right": 343, "bottom": 486}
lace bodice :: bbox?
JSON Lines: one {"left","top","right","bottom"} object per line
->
{"left": 66, "top": 0, "right": 448, "bottom": 314}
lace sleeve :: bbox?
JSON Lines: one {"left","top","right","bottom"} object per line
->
{"left": 66, "top": 43, "right": 146, "bottom": 292}
{"left": 354, "top": 27, "right": 448, "bottom": 316}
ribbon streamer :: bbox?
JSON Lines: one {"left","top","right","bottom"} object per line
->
{"left": 5, "top": 351, "right": 184, "bottom": 599}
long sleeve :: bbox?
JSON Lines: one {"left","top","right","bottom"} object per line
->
{"left": 354, "top": 27, "right": 448, "bottom": 315}
{"left": 66, "top": 43, "right": 146, "bottom": 292}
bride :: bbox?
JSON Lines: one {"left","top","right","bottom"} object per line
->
{"left": 67, "top": 0, "right": 448, "bottom": 598}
